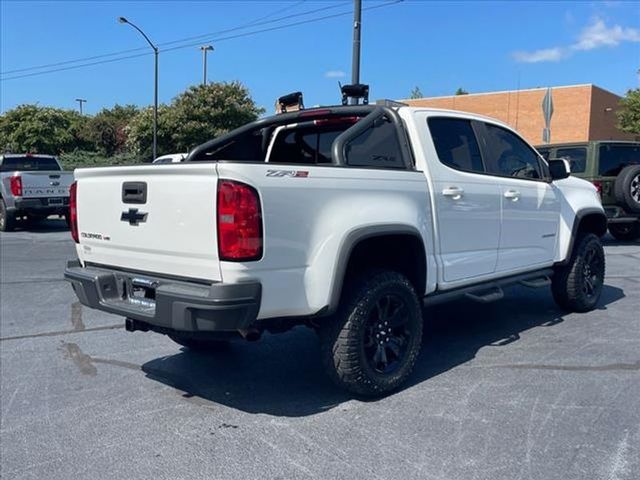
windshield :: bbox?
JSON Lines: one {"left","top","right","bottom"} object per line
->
{"left": 598, "top": 144, "right": 640, "bottom": 176}
{"left": 0, "top": 156, "right": 61, "bottom": 172}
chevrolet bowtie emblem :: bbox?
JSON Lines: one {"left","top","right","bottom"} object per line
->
{"left": 121, "top": 208, "right": 148, "bottom": 226}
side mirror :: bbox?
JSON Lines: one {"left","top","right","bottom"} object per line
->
{"left": 548, "top": 158, "right": 570, "bottom": 180}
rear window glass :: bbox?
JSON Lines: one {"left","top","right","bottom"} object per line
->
{"left": 598, "top": 144, "right": 640, "bottom": 176}
{"left": 0, "top": 156, "right": 61, "bottom": 172}
{"left": 428, "top": 118, "right": 484, "bottom": 173}
{"left": 269, "top": 127, "right": 344, "bottom": 164}
{"left": 556, "top": 147, "right": 587, "bottom": 173}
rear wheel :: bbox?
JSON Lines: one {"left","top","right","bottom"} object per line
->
{"left": 0, "top": 199, "right": 16, "bottom": 232}
{"left": 608, "top": 223, "right": 640, "bottom": 241}
{"left": 319, "top": 270, "right": 423, "bottom": 397}
{"left": 168, "top": 333, "right": 229, "bottom": 352}
{"left": 552, "top": 233, "right": 605, "bottom": 312}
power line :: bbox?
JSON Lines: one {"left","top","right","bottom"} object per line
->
{"left": 0, "top": 1, "right": 401, "bottom": 82}
{"left": 0, "top": 1, "right": 339, "bottom": 76}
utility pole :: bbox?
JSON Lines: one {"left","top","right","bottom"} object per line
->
{"left": 200, "top": 45, "right": 214, "bottom": 85}
{"left": 75, "top": 98, "right": 87, "bottom": 115}
{"left": 351, "top": 0, "right": 362, "bottom": 104}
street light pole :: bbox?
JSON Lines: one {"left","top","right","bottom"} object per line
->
{"left": 118, "top": 16, "right": 159, "bottom": 161}
{"left": 351, "top": 0, "right": 362, "bottom": 104}
{"left": 75, "top": 98, "right": 87, "bottom": 115}
{"left": 200, "top": 45, "right": 214, "bottom": 85}
{"left": 351, "top": 0, "right": 362, "bottom": 84}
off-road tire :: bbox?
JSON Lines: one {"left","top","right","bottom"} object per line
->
{"left": 168, "top": 333, "right": 229, "bottom": 352}
{"left": 613, "top": 165, "right": 640, "bottom": 213}
{"left": 552, "top": 233, "right": 605, "bottom": 312}
{"left": 608, "top": 223, "right": 640, "bottom": 241}
{"left": 318, "top": 270, "right": 423, "bottom": 397}
{"left": 0, "top": 199, "right": 16, "bottom": 232}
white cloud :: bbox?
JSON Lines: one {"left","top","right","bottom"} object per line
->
{"left": 512, "top": 17, "right": 640, "bottom": 63}
{"left": 324, "top": 70, "right": 346, "bottom": 79}
{"left": 572, "top": 18, "right": 640, "bottom": 50}
{"left": 513, "top": 47, "right": 566, "bottom": 63}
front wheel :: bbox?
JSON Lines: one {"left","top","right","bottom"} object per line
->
{"left": 319, "top": 270, "right": 423, "bottom": 397}
{"left": 552, "top": 233, "right": 605, "bottom": 312}
{"left": 608, "top": 223, "right": 640, "bottom": 241}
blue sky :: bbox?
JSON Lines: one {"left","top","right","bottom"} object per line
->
{"left": 1, "top": 0, "right": 639, "bottom": 115}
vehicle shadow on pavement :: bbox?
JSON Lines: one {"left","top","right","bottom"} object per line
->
{"left": 141, "top": 284, "right": 625, "bottom": 417}
{"left": 6, "top": 218, "right": 69, "bottom": 233}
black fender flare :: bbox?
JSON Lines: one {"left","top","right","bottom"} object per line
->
{"left": 326, "top": 224, "right": 426, "bottom": 315}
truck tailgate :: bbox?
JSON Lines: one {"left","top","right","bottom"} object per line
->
{"left": 20, "top": 171, "right": 72, "bottom": 198}
{"left": 74, "top": 163, "right": 222, "bottom": 282}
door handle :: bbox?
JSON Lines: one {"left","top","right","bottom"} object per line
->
{"left": 442, "top": 187, "right": 464, "bottom": 199}
{"left": 504, "top": 189, "right": 521, "bottom": 201}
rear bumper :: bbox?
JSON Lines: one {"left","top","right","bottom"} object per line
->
{"left": 12, "top": 197, "right": 69, "bottom": 215}
{"left": 64, "top": 261, "right": 261, "bottom": 333}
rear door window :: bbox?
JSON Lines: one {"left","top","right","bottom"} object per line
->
{"left": 427, "top": 117, "right": 484, "bottom": 173}
{"left": 598, "top": 144, "right": 640, "bottom": 176}
{"left": 556, "top": 147, "right": 587, "bottom": 173}
{"left": 483, "top": 124, "right": 543, "bottom": 180}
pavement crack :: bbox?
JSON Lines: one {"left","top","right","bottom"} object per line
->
{"left": 492, "top": 361, "right": 640, "bottom": 372}
{"left": 0, "top": 324, "right": 123, "bottom": 342}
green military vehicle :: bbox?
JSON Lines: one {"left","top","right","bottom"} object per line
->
{"left": 536, "top": 141, "right": 640, "bottom": 241}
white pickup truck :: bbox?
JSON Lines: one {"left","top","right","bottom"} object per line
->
{"left": 0, "top": 154, "right": 73, "bottom": 231}
{"left": 64, "top": 104, "right": 607, "bottom": 396}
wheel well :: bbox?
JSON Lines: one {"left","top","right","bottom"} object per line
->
{"left": 343, "top": 234, "right": 426, "bottom": 295}
{"left": 576, "top": 212, "right": 607, "bottom": 237}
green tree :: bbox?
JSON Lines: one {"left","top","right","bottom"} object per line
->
{"left": 0, "top": 105, "right": 90, "bottom": 154}
{"left": 617, "top": 88, "right": 640, "bottom": 135}
{"left": 409, "top": 86, "right": 423, "bottom": 99}
{"left": 455, "top": 87, "right": 469, "bottom": 96}
{"left": 126, "top": 81, "right": 263, "bottom": 161}
{"left": 84, "top": 104, "right": 139, "bottom": 156}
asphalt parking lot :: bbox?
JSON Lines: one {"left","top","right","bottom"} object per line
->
{"left": 1, "top": 220, "right": 639, "bottom": 480}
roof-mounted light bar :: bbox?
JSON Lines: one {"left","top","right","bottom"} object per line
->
{"left": 277, "top": 91, "right": 304, "bottom": 113}
{"left": 341, "top": 84, "right": 369, "bottom": 106}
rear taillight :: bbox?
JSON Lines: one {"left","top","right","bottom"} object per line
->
{"left": 10, "top": 176, "right": 22, "bottom": 196}
{"left": 217, "top": 180, "right": 262, "bottom": 261}
{"left": 592, "top": 181, "right": 602, "bottom": 196}
{"left": 69, "top": 181, "right": 79, "bottom": 243}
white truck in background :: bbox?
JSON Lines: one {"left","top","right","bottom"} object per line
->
{"left": 64, "top": 102, "right": 606, "bottom": 396}
{"left": 0, "top": 154, "right": 73, "bottom": 231}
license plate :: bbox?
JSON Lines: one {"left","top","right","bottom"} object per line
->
{"left": 48, "top": 198, "right": 63, "bottom": 205}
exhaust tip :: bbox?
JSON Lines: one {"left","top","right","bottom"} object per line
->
{"left": 239, "top": 328, "right": 262, "bottom": 342}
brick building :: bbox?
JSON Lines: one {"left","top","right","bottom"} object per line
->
{"left": 404, "top": 84, "right": 635, "bottom": 145}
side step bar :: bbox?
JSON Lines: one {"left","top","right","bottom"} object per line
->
{"left": 424, "top": 269, "right": 553, "bottom": 306}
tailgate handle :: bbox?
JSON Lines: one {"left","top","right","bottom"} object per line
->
{"left": 122, "top": 182, "right": 147, "bottom": 204}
